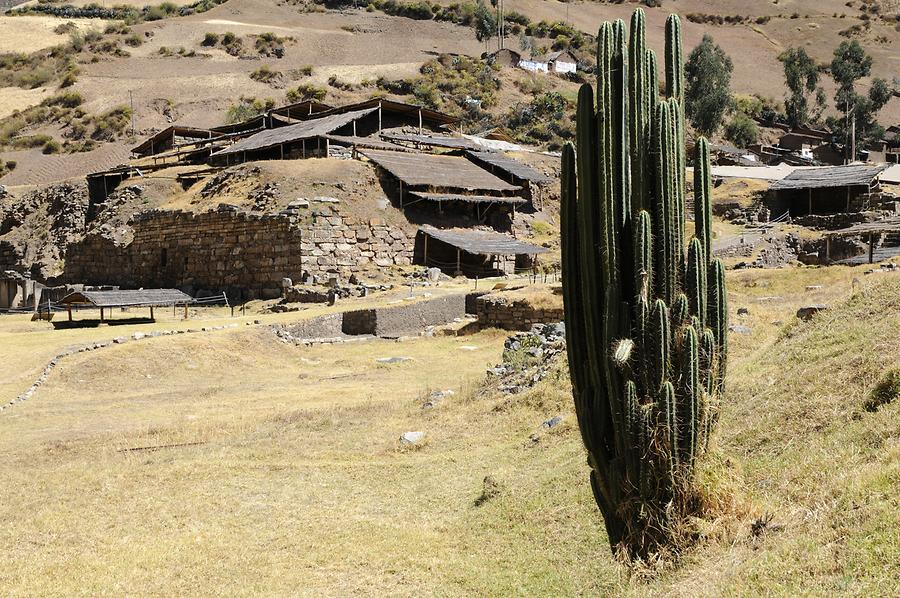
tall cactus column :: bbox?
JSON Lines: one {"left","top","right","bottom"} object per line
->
{"left": 561, "top": 9, "right": 728, "bottom": 558}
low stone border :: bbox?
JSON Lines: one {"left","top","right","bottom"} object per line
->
{"left": 2, "top": 322, "right": 246, "bottom": 413}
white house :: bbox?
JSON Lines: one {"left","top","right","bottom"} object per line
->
{"left": 547, "top": 50, "right": 577, "bottom": 74}
{"left": 518, "top": 58, "right": 549, "bottom": 73}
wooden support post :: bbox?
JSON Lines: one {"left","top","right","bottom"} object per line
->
{"left": 378, "top": 102, "right": 382, "bottom": 132}
{"left": 353, "top": 120, "right": 357, "bottom": 137}
{"left": 808, "top": 188, "right": 812, "bottom": 215}
{"left": 418, "top": 109, "right": 423, "bottom": 135}
{"left": 399, "top": 180, "right": 403, "bottom": 208}
{"left": 825, "top": 236, "right": 831, "bottom": 263}
{"left": 423, "top": 234, "right": 428, "bottom": 265}
{"left": 325, "top": 137, "right": 330, "bottom": 157}
{"left": 184, "top": 304, "right": 188, "bottom": 319}
{"left": 317, "top": 137, "right": 320, "bottom": 157}
{"left": 846, "top": 186, "right": 851, "bottom": 212}
{"left": 150, "top": 305, "right": 154, "bottom": 320}
{"left": 100, "top": 307, "right": 105, "bottom": 322}
{"left": 280, "top": 144, "right": 284, "bottom": 159}
{"left": 868, "top": 233, "right": 875, "bottom": 264}
{"left": 302, "top": 139, "right": 306, "bottom": 159}
{"left": 456, "top": 248, "right": 461, "bottom": 276}
{"left": 67, "top": 305, "right": 72, "bottom": 322}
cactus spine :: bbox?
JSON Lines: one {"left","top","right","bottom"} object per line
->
{"left": 560, "top": 9, "right": 728, "bottom": 557}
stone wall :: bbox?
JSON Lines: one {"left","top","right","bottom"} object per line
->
{"left": 63, "top": 205, "right": 416, "bottom": 298}
{"left": 475, "top": 293, "right": 564, "bottom": 331}
{"left": 301, "top": 204, "right": 413, "bottom": 275}
{"left": 342, "top": 293, "right": 467, "bottom": 337}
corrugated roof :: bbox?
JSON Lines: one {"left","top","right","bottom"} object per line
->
{"left": 380, "top": 132, "right": 481, "bottom": 150}
{"left": 325, "top": 135, "right": 418, "bottom": 153}
{"left": 211, "top": 108, "right": 377, "bottom": 157}
{"left": 409, "top": 191, "right": 527, "bottom": 205}
{"left": 318, "top": 98, "right": 459, "bottom": 128}
{"left": 132, "top": 126, "right": 219, "bottom": 156}
{"left": 824, "top": 219, "right": 900, "bottom": 237}
{"left": 770, "top": 164, "right": 888, "bottom": 190}
{"left": 420, "top": 225, "right": 548, "bottom": 256}
{"left": 360, "top": 149, "right": 521, "bottom": 192}
{"left": 466, "top": 151, "right": 554, "bottom": 184}
{"left": 61, "top": 289, "right": 192, "bottom": 307}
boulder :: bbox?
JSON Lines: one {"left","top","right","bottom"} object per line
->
{"left": 796, "top": 305, "right": 827, "bottom": 321}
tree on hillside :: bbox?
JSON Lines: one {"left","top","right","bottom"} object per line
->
{"left": 684, "top": 34, "right": 733, "bottom": 137}
{"left": 474, "top": 0, "right": 497, "bottom": 51}
{"left": 827, "top": 40, "right": 892, "bottom": 156}
{"left": 724, "top": 112, "right": 758, "bottom": 148}
{"left": 780, "top": 47, "right": 826, "bottom": 128}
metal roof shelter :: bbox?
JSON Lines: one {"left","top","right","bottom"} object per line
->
{"left": 770, "top": 164, "right": 888, "bottom": 191}
{"left": 211, "top": 107, "right": 378, "bottom": 160}
{"left": 822, "top": 219, "right": 900, "bottom": 264}
{"left": 770, "top": 164, "right": 890, "bottom": 216}
{"left": 379, "top": 132, "right": 482, "bottom": 151}
{"left": 268, "top": 99, "right": 334, "bottom": 121}
{"left": 132, "top": 126, "right": 220, "bottom": 157}
{"left": 325, "top": 135, "right": 417, "bottom": 153}
{"left": 465, "top": 151, "right": 553, "bottom": 184}
{"left": 360, "top": 149, "right": 520, "bottom": 194}
{"left": 419, "top": 226, "right": 548, "bottom": 255}
{"left": 60, "top": 289, "right": 192, "bottom": 322}
{"left": 419, "top": 225, "right": 548, "bottom": 276}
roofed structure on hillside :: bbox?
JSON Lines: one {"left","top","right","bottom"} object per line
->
{"left": 465, "top": 151, "right": 553, "bottom": 184}
{"left": 210, "top": 107, "right": 378, "bottom": 163}
{"left": 277, "top": 99, "right": 458, "bottom": 134}
{"left": 822, "top": 218, "right": 900, "bottom": 264}
{"left": 418, "top": 225, "right": 547, "bottom": 276}
{"left": 546, "top": 50, "right": 578, "bottom": 73}
{"left": 359, "top": 149, "right": 520, "bottom": 195}
{"left": 132, "top": 126, "right": 221, "bottom": 157}
{"left": 210, "top": 115, "right": 268, "bottom": 135}
{"left": 379, "top": 132, "right": 482, "bottom": 151}
{"left": 770, "top": 164, "right": 890, "bottom": 215}
{"left": 268, "top": 99, "right": 334, "bottom": 121}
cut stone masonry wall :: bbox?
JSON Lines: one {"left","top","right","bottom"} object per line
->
{"left": 63, "top": 205, "right": 415, "bottom": 298}
{"left": 475, "top": 293, "right": 564, "bottom": 331}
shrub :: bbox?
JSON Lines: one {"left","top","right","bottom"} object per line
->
{"left": 224, "top": 97, "right": 274, "bottom": 123}
{"left": 5, "top": 160, "right": 16, "bottom": 170}
{"left": 285, "top": 83, "right": 327, "bottom": 103}
{"left": 724, "top": 112, "right": 759, "bottom": 148}
{"left": 54, "top": 22, "right": 78, "bottom": 35}
{"left": 92, "top": 105, "right": 132, "bottom": 140}
{"left": 43, "top": 91, "right": 83, "bottom": 108}
{"left": 250, "top": 64, "right": 282, "bottom": 84}
{"left": 865, "top": 368, "right": 900, "bottom": 412}
{"left": 42, "top": 139, "right": 61, "bottom": 154}
{"left": 124, "top": 34, "right": 143, "bottom": 47}
{"left": 201, "top": 32, "right": 220, "bottom": 46}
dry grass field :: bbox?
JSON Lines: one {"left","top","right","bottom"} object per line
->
{"left": 0, "top": 262, "right": 897, "bottom": 595}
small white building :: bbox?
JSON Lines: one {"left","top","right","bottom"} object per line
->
{"left": 518, "top": 58, "right": 549, "bottom": 73}
{"left": 547, "top": 50, "right": 577, "bottom": 74}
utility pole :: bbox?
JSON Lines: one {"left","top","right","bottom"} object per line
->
{"left": 129, "top": 90, "right": 135, "bottom": 138}
{"left": 850, "top": 112, "right": 856, "bottom": 163}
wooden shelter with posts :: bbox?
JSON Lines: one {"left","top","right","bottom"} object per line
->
{"left": 769, "top": 164, "right": 890, "bottom": 216}
{"left": 417, "top": 225, "right": 547, "bottom": 277}
{"left": 359, "top": 149, "right": 525, "bottom": 223}
{"left": 59, "top": 288, "right": 193, "bottom": 323}
{"left": 823, "top": 219, "right": 900, "bottom": 264}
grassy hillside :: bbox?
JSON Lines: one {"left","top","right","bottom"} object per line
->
{"left": 0, "top": 263, "right": 896, "bottom": 595}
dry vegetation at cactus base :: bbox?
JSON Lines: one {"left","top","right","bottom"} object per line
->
{"left": 0, "top": 264, "right": 897, "bottom": 595}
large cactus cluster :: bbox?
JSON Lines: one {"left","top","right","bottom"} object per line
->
{"left": 560, "top": 9, "right": 728, "bottom": 557}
